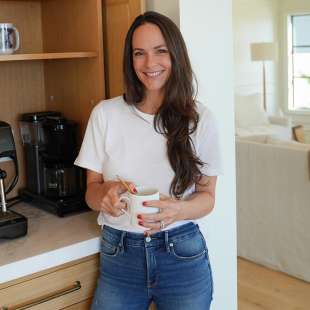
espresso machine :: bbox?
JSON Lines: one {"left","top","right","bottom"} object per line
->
{"left": 19, "top": 112, "right": 89, "bottom": 216}
{"left": 0, "top": 121, "right": 27, "bottom": 239}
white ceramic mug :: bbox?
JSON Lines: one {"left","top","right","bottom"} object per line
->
{"left": 0, "top": 23, "right": 20, "bottom": 54}
{"left": 120, "top": 186, "right": 159, "bottom": 230}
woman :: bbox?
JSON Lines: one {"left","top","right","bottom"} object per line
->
{"left": 75, "top": 11, "right": 222, "bottom": 310}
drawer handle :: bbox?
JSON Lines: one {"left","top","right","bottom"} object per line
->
{"left": 1, "top": 281, "right": 81, "bottom": 310}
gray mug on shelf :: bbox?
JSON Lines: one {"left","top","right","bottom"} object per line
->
{"left": 0, "top": 23, "right": 20, "bottom": 55}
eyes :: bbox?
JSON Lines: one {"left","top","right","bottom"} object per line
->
{"left": 133, "top": 48, "right": 169, "bottom": 57}
{"left": 157, "top": 48, "right": 169, "bottom": 54}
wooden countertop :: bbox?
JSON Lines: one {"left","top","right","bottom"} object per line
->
{"left": 0, "top": 203, "right": 101, "bottom": 283}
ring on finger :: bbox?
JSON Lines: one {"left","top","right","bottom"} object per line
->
{"left": 160, "top": 220, "right": 165, "bottom": 230}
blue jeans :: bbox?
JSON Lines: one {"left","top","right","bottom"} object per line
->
{"left": 91, "top": 222, "right": 213, "bottom": 310}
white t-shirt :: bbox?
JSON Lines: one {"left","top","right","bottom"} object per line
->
{"left": 74, "top": 96, "right": 222, "bottom": 232}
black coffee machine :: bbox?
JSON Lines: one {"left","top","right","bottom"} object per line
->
{"left": 19, "top": 112, "right": 89, "bottom": 216}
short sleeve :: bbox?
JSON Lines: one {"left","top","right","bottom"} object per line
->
{"left": 196, "top": 108, "right": 223, "bottom": 176}
{"left": 74, "top": 103, "right": 106, "bottom": 174}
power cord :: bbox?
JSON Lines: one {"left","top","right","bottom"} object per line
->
{"left": 7, "top": 195, "right": 22, "bottom": 209}
{"left": 1, "top": 152, "right": 19, "bottom": 195}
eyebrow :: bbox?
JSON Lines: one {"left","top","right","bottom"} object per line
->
{"left": 133, "top": 45, "right": 168, "bottom": 51}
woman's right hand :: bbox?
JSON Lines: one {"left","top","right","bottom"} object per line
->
{"left": 99, "top": 180, "right": 136, "bottom": 217}
{"left": 85, "top": 170, "right": 136, "bottom": 217}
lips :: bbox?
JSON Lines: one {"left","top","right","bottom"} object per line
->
{"left": 144, "top": 70, "right": 163, "bottom": 77}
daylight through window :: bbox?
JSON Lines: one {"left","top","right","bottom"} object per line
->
{"left": 289, "top": 14, "right": 310, "bottom": 111}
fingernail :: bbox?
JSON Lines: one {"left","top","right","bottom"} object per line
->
{"left": 142, "top": 201, "right": 147, "bottom": 206}
{"left": 133, "top": 187, "right": 137, "bottom": 193}
{"left": 144, "top": 231, "right": 148, "bottom": 236}
{"left": 137, "top": 214, "right": 142, "bottom": 219}
{"left": 138, "top": 221, "right": 143, "bottom": 225}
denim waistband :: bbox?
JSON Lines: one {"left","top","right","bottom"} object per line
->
{"left": 102, "top": 222, "right": 201, "bottom": 247}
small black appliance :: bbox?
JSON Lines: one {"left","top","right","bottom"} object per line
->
{"left": 19, "top": 112, "right": 89, "bottom": 217}
{"left": 0, "top": 121, "right": 27, "bottom": 239}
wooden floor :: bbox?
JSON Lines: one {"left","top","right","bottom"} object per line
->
{"left": 238, "top": 257, "right": 310, "bottom": 310}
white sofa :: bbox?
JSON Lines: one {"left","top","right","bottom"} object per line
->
{"left": 235, "top": 93, "right": 293, "bottom": 140}
{"left": 236, "top": 135, "right": 310, "bottom": 282}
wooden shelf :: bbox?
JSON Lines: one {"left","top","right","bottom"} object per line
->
{"left": 0, "top": 52, "right": 98, "bottom": 62}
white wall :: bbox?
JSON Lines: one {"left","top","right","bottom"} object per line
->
{"left": 179, "top": 1, "right": 237, "bottom": 309}
{"left": 280, "top": 0, "right": 310, "bottom": 12}
{"left": 145, "top": 0, "right": 179, "bottom": 27}
{"left": 233, "top": 0, "right": 280, "bottom": 115}
{"left": 147, "top": 1, "right": 237, "bottom": 308}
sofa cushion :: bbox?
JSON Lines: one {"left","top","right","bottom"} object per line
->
{"left": 235, "top": 93, "right": 269, "bottom": 128}
{"left": 266, "top": 136, "right": 310, "bottom": 150}
{"left": 236, "top": 135, "right": 268, "bottom": 143}
{"left": 235, "top": 124, "right": 292, "bottom": 140}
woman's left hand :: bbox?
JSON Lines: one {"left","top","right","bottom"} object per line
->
{"left": 138, "top": 194, "right": 183, "bottom": 235}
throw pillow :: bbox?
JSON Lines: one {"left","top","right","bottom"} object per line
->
{"left": 236, "top": 135, "right": 268, "bottom": 143}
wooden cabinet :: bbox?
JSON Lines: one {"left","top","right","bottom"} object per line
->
{"left": 0, "top": 0, "right": 105, "bottom": 132}
{"left": 0, "top": 255, "right": 99, "bottom": 310}
{"left": 0, "top": 253, "right": 157, "bottom": 309}
{"left": 63, "top": 299, "right": 93, "bottom": 310}
{"left": 103, "top": 0, "right": 145, "bottom": 97}
{"left": 0, "top": 0, "right": 143, "bottom": 197}
{"left": 0, "top": 0, "right": 105, "bottom": 198}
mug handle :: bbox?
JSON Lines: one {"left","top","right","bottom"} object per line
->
{"left": 12, "top": 26, "right": 20, "bottom": 52}
{"left": 119, "top": 194, "right": 130, "bottom": 217}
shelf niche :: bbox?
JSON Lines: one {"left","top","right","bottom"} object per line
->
{"left": 0, "top": 0, "right": 105, "bottom": 198}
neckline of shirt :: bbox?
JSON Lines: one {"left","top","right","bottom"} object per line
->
{"left": 131, "top": 105, "right": 155, "bottom": 124}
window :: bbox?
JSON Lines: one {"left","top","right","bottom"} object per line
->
{"left": 288, "top": 14, "right": 310, "bottom": 111}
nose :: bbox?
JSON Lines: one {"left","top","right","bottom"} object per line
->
{"left": 145, "top": 53, "right": 156, "bottom": 68}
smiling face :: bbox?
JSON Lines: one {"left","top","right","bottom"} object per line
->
{"left": 132, "top": 23, "right": 172, "bottom": 96}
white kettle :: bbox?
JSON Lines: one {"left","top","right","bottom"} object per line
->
{"left": 0, "top": 23, "right": 20, "bottom": 55}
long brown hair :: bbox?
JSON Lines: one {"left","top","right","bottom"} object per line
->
{"left": 123, "top": 11, "right": 204, "bottom": 198}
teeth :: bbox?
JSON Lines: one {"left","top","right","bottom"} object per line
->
{"left": 145, "top": 71, "right": 162, "bottom": 77}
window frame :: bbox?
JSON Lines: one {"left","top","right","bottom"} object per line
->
{"left": 286, "top": 13, "right": 310, "bottom": 114}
